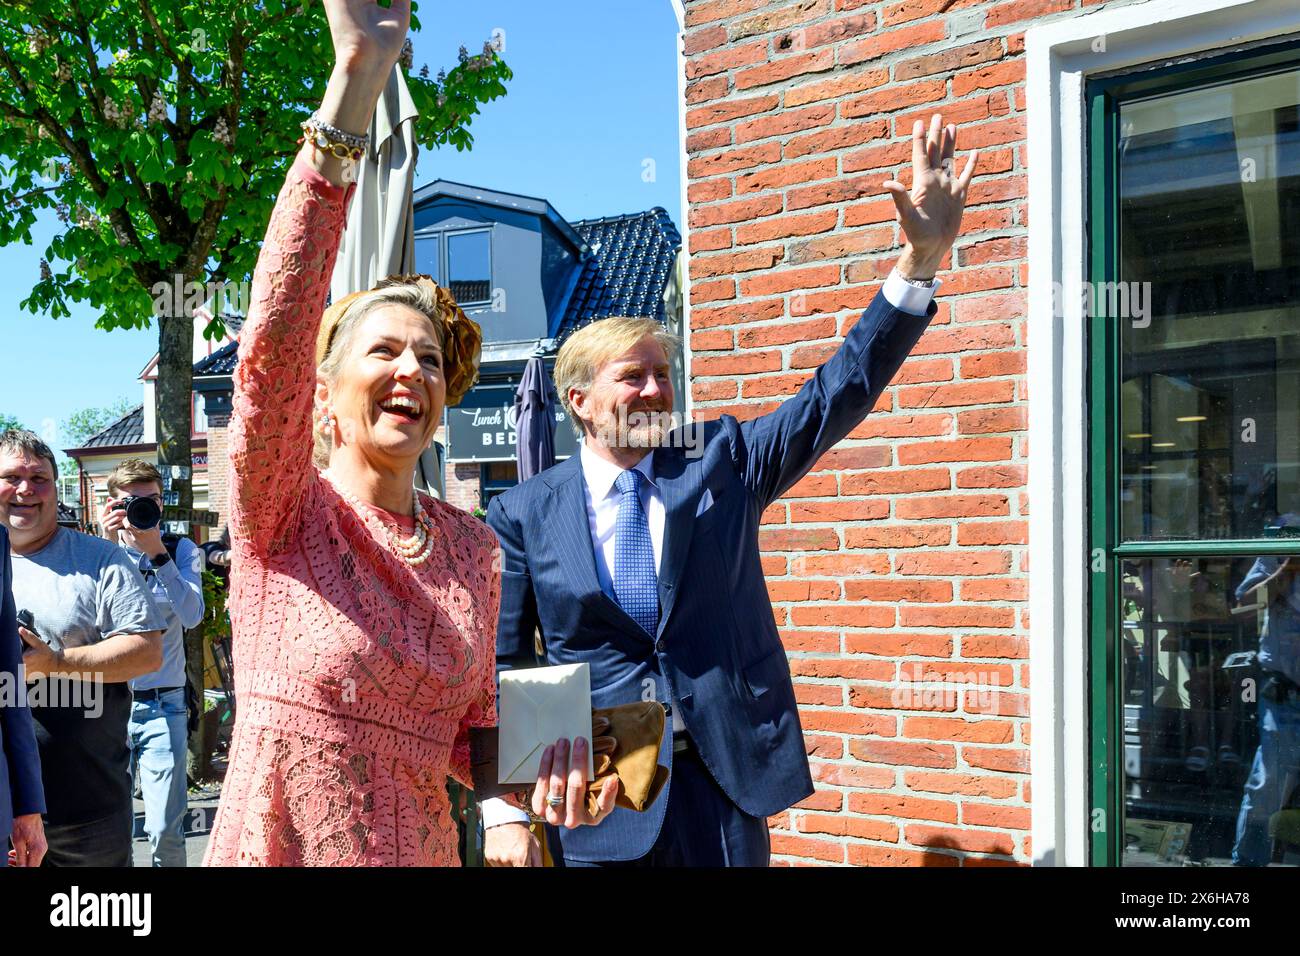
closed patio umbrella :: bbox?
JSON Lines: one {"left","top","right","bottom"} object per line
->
{"left": 514, "top": 356, "right": 558, "bottom": 482}
{"left": 330, "top": 63, "right": 419, "bottom": 299}
{"left": 329, "top": 62, "right": 447, "bottom": 499}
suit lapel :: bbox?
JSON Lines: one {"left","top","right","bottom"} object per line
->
{"left": 546, "top": 458, "right": 648, "bottom": 637}
{"left": 546, "top": 459, "right": 602, "bottom": 601}
{"left": 653, "top": 449, "right": 702, "bottom": 638}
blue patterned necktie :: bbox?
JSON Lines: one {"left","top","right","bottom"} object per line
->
{"left": 613, "top": 469, "right": 658, "bottom": 635}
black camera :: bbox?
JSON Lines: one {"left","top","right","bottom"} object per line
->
{"left": 15, "top": 609, "right": 51, "bottom": 647}
{"left": 113, "top": 495, "right": 162, "bottom": 531}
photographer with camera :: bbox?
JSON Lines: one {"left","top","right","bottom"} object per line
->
{"left": 0, "top": 430, "right": 163, "bottom": 867}
{"left": 1231, "top": 516, "right": 1300, "bottom": 866}
{"left": 99, "top": 459, "right": 203, "bottom": 867}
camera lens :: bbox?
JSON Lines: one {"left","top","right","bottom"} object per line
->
{"left": 126, "top": 496, "right": 162, "bottom": 530}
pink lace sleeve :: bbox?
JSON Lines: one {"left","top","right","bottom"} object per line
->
{"left": 449, "top": 542, "right": 508, "bottom": 795}
{"left": 230, "top": 155, "right": 354, "bottom": 555}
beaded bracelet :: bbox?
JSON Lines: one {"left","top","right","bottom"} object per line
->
{"left": 299, "top": 117, "right": 367, "bottom": 182}
{"left": 300, "top": 113, "right": 368, "bottom": 163}
{"left": 305, "top": 111, "right": 369, "bottom": 149}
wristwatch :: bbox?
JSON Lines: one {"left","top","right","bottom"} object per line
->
{"left": 897, "top": 273, "right": 938, "bottom": 289}
{"left": 150, "top": 552, "right": 172, "bottom": 569}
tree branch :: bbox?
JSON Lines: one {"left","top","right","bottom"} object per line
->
{"left": 54, "top": 5, "right": 183, "bottom": 263}
{"left": 178, "top": 16, "right": 249, "bottom": 283}
{"left": 64, "top": 1, "right": 105, "bottom": 112}
{"left": 0, "top": 97, "right": 37, "bottom": 124}
{"left": 0, "top": 44, "right": 153, "bottom": 288}
{"left": 6, "top": 184, "right": 62, "bottom": 204}
{"left": 140, "top": 0, "right": 209, "bottom": 104}
{"left": 183, "top": 190, "right": 231, "bottom": 280}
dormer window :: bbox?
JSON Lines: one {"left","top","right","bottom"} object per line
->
{"left": 447, "top": 229, "right": 492, "bottom": 306}
{"left": 415, "top": 234, "right": 441, "bottom": 285}
{"left": 414, "top": 228, "right": 492, "bottom": 307}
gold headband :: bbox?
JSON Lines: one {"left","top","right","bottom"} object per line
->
{"left": 316, "top": 274, "right": 482, "bottom": 407}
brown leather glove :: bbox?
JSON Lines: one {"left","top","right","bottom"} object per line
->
{"left": 586, "top": 701, "right": 670, "bottom": 816}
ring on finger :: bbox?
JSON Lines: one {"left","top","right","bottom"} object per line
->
{"left": 546, "top": 793, "right": 564, "bottom": 808}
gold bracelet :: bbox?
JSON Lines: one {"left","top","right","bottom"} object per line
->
{"left": 299, "top": 123, "right": 366, "bottom": 162}
{"left": 297, "top": 136, "right": 363, "bottom": 183}
{"left": 306, "top": 138, "right": 365, "bottom": 162}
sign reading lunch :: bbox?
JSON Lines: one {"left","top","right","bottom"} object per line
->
{"left": 447, "top": 383, "right": 578, "bottom": 463}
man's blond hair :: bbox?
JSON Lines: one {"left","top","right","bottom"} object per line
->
{"left": 553, "top": 318, "right": 679, "bottom": 437}
{"left": 106, "top": 458, "right": 163, "bottom": 496}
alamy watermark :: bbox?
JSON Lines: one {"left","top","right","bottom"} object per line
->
{"left": 151, "top": 274, "right": 250, "bottom": 320}
{"left": 50, "top": 886, "right": 151, "bottom": 936}
{"left": 1051, "top": 279, "right": 1153, "bottom": 327}
{"left": 0, "top": 671, "right": 103, "bottom": 718}
{"left": 890, "top": 669, "right": 1002, "bottom": 714}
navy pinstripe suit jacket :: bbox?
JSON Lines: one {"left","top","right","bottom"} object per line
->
{"left": 488, "top": 290, "right": 936, "bottom": 862}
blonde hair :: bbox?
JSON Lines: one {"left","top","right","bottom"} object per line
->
{"left": 106, "top": 458, "right": 162, "bottom": 496}
{"left": 553, "top": 318, "right": 680, "bottom": 437}
{"left": 313, "top": 277, "right": 482, "bottom": 467}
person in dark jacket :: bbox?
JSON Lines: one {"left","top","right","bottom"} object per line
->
{"left": 482, "top": 114, "right": 979, "bottom": 866}
{"left": 0, "top": 521, "right": 47, "bottom": 866}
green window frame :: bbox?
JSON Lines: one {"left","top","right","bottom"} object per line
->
{"left": 1086, "top": 39, "right": 1300, "bottom": 866}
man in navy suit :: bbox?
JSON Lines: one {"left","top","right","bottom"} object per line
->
{"left": 1, "top": 522, "right": 47, "bottom": 866}
{"left": 483, "top": 115, "right": 979, "bottom": 866}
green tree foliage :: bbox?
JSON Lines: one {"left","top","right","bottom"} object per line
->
{"left": 0, "top": 2, "right": 509, "bottom": 328}
{"left": 0, "top": 413, "right": 25, "bottom": 433}
{"left": 0, "top": 0, "right": 510, "bottom": 502}
{"left": 61, "top": 396, "right": 138, "bottom": 447}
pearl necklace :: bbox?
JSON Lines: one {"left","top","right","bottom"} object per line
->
{"left": 325, "top": 472, "right": 438, "bottom": 567}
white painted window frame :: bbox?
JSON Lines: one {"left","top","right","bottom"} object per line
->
{"left": 1026, "top": 0, "right": 1300, "bottom": 866}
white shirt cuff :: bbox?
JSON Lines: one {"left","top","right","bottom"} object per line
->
{"left": 480, "top": 796, "right": 531, "bottom": 829}
{"left": 882, "top": 268, "right": 940, "bottom": 316}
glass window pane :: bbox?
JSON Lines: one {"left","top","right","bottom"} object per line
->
{"left": 1117, "top": 69, "right": 1300, "bottom": 541}
{"left": 1121, "top": 554, "right": 1300, "bottom": 866}
{"left": 448, "top": 231, "right": 491, "bottom": 304}
{"left": 415, "top": 235, "right": 440, "bottom": 284}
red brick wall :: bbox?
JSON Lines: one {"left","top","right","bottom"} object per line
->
{"left": 679, "top": 0, "right": 1081, "bottom": 866}
{"left": 207, "top": 415, "right": 230, "bottom": 533}
{"left": 446, "top": 462, "right": 481, "bottom": 513}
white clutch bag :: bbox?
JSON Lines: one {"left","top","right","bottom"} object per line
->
{"left": 497, "top": 662, "right": 594, "bottom": 785}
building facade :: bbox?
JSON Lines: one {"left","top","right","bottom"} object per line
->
{"left": 194, "top": 184, "right": 684, "bottom": 522}
{"left": 67, "top": 313, "right": 233, "bottom": 539}
{"left": 675, "top": 0, "right": 1300, "bottom": 866}
{"left": 411, "top": 179, "right": 684, "bottom": 511}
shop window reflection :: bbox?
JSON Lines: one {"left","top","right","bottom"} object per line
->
{"left": 1122, "top": 541, "right": 1300, "bottom": 864}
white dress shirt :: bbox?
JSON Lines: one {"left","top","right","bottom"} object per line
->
{"left": 580, "top": 443, "right": 683, "bottom": 726}
{"left": 880, "top": 268, "right": 940, "bottom": 316}
{"left": 579, "top": 442, "right": 665, "bottom": 596}
{"left": 480, "top": 270, "right": 936, "bottom": 828}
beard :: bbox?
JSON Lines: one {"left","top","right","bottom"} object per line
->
{"left": 595, "top": 404, "right": 674, "bottom": 450}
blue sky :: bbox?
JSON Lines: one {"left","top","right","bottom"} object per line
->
{"left": 0, "top": 0, "right": 682, "bottom": 441}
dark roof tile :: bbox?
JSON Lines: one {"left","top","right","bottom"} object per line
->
{"left": 557, "top": 208, "right": 681, "bottom": 343}
{"left": 193, "top": 340, "right": 239, "bottom": 376}
{"left": 79, "top": 405, "right": 144, "bottom": 449}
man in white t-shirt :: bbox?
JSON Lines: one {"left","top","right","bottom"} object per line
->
{"left": 0, "top": 430, "right": 163, "bottom": 866}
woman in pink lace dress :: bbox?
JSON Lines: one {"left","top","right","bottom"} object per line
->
{"left": 204, "top": 0, "right": 614, "bottom": 867}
